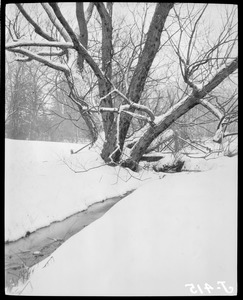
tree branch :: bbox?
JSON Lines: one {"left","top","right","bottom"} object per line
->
{"left": 199, "top": 58, "right": 238, "bottom": 95}
{"left": 14, "top": 49, "right": 67, "bottom": 61}
{"left": 98, "top": 87, "right": 155, "bottom": 124}
{"left": 16, "top": 3, "right": 55, "bottom": 41}
{"left": 186, "top": 4, "right": 208, "bottom": 65}
{"left": 94, "top": 2, "right": 113, "bottom": 78}
{"left": 41, "top": 3, "right": 71, "bottom": 42}
{"left": 199, "top": 99, "right": 223, "bottom": 120}
{"left": 128, "top": 57, "right": 238, "bottom": 163}
{"left": 223, "top": 132, "right": 238, "bottom": 138}
{"left": 48, "top": 2, "right": 105, "bottom": 81}
{"left": 76, "top": 2, "right": 88, "bottom": 71}
{"left": 6, "top": 40, "right": 74, "bottom": 49}
{"left": 85, "top": 2, "right": 94, "bottom": 23}
{"left": 7, "top": 47, "right": 70, "bottom": 73}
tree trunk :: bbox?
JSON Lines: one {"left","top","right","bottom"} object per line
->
{"left": 101, "top": 3, "right": 174, "bottom": 163}
{"left": 128, "top": 94, "right": 199, "bottom": 165}
{"left": 95, "top": 3, "right": 114, "bottom": 140}
{"left": 76, "top": 2, "right": 88, "bottom": 71}
{"left": 78, "top": 107, "right": 98, "bottom": 143}
{"left": 126, "top": 58, "right": 238, "bottom": 169}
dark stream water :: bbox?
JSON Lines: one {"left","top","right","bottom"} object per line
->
{"left": 5, "top": 191, "right": 133, "bottom": 290}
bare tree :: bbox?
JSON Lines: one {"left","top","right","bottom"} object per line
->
{"left": 123, "top": 3, "right": 238, "bottom": 168}
{"left": 5, "top": 3, "right": 238, "bottom": 170}
{"left": 165, "top": 4, "right": 238, "bottom": 140}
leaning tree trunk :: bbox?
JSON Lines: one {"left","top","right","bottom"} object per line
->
{"left": 101, "top": 3, "right": 174, "bottom": 163}
{"left": 124, "top": 58, "right": 238, "bottom": 170}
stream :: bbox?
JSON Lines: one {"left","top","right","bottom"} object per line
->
{"left": 5, "top": 191, "right": 133, "bottom": 290}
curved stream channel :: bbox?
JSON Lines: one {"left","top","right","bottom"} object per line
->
{"left": 5, "top": 191, "right": 133, "bottom": 290}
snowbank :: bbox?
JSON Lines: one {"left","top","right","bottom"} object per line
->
{"left": 153, "top": 150, "right": 238, "bottom": 172}
{"left": 182, "top": 155, "right": 236, "bottom": 171}
{"left": 9, "top": 155, "right": 237, "bottom": 296}
{"left": 5, "top": 139, "right": 158, "bottom": 242}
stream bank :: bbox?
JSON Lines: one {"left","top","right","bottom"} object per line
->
{"left": 5, "top": 191, "right": 133, "bottom": 290}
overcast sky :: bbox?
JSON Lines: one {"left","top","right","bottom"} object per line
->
{"left": 5, "top": 3, "right": 237, "bottom": 38}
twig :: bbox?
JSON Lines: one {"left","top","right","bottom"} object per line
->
{"left": 46, "top": 237, "right": 63, "bottom": 242}
{"left": 10, "top": 250, "right": 27, "bottom": 267}
{"left": 70, "top": 142, "right": 92, "bottom": 154}
{"left": 223, "top": 132, "right": 238, "bottom": 138}
{"left": 177, "top": 136, "right": 209, "bottom": 154}
{"left": 18, "top": 280, "right": 33, "bottom": 295}
{"left": 62, "top": 157, "right": 109, "bottom": 173}
{"left": 42, "top": 256, "right": 54, "bottom": 269}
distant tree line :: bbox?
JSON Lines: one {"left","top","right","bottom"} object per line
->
{"left": 5, "top": 59, "right": 92, "bottom": 142}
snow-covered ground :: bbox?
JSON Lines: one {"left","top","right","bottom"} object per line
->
{"left": 5, "top": 138, "right": 159, "bottom": 242}
{"left": 153, "top": 152, "right": 236, "bottom": 172}
{"left": 6, "top": 138, "right": 237, "bottom": 296}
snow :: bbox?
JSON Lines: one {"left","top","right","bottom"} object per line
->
{"left": 150, "top": 135, "right": 238, "bottom": 172}
{"left": 154, "top": 152, "right": 236, "bottom": 172}
{"left": 8, "top": 153, "right": 237, "bottom": 296}
{"left": 5, "top": 138, "right": 158, "bottom": 242}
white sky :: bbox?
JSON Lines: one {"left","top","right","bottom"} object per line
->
{"left": 5, "top": 3, "right": 237, "bottom": 47}
{"left": 6, "top": 3, "right": 237, "bottom": 30}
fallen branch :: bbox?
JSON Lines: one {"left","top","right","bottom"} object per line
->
{"left": 70, "top": 142, "right": 92, "bottom": 154}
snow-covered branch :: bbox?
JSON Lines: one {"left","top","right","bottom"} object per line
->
{"left": 6, "top": 40, "right": 74, "bottom": 49}
{"left": 199, "top": 99, "right": 224, "bottom": 120}
{"left": 115, "top": 88, "right": 155, "bottom": 124}
{"left": 99, "top": 87, "right": 155, "bottom": 125}
{"left": 15, "top": 56, "right": 32, "bottom": 62}
{"left": 35, "top": 49, "right": 68, "bottom": 57}
{"left": 121, "top": 109, "right": 154, "bottom": 124}
{"left": 11, "top": 48, "right": 68, "bottom": 62}
{"left": 109, "top": 105, "right": 122, "bottom": 163}
{"left": 98, "top": 89, "right": 116, "bottom": 102}
{"left": 99, "top": 107, "right": 119, "bottom": 113}
{"left": 7, "top": 47, "right": 70, "bottom": 73}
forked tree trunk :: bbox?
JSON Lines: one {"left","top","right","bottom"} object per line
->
{"left": 101, "top": 3, "right": 174, "bottom": 163}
